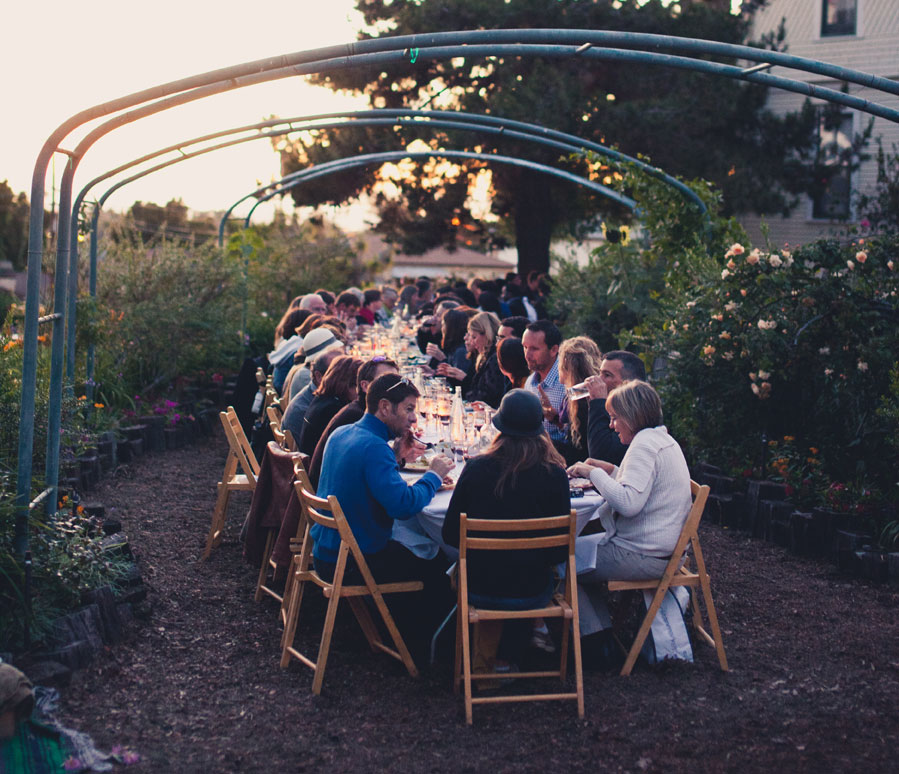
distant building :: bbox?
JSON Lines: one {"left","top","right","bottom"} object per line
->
{"left": 742, "top": 0, "right": 899, "bottom": 247}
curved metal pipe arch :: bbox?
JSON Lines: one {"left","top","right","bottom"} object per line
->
{"left": 19, "top": 28, "right": 899, "bottom": 546}
{"left": 235, "top": 148, "right": 637, "bottom": 231}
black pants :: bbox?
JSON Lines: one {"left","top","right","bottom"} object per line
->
{"left": 314, "top": 541, "right": 453, "bottom": 642}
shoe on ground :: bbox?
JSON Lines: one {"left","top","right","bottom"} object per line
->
{"left": 530, "top": 627, "right": 556, "bottom": 653}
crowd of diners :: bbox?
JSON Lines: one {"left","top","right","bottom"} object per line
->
{"left": 264, "top": 272, "right": 693, "bottom": 676}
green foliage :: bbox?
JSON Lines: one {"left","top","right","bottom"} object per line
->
{"left": 0, "top": 180, "right": 34, "bottom": 271}
{"left": 857, "top": 142, "right": 899, "bottom": 234}
{"left": 0, "top": 479, "right": 131, "bottom": 650}
{"left": 643, "top": 235, "right": 899, "bottom": 507}
{"left": 549, "top": 164, "right": 746, "bottom": 350}
{"left": 78, "top": 232, "right": 244, "bottom": 405}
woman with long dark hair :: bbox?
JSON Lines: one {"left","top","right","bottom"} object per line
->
{"left": 556, "top": 336, "right": 604, "bottom": 464}
{"left": 442, "top": 389, "right": 570, "bottom": 673}
{"left": 298, "top": 356, "right": 363, "bottom": 456}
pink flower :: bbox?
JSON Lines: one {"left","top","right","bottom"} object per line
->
{"left": 726, "top": 259, "right": 736, "bottom": 270}
{"left": 702, "top": 344, "right": 716, "bottom": 356}
{"left": 731, "top": 243, "right": 745, "bottom": 255}
{"left": 888, "top": 260, "right": 895, "bottom": 271}
{"left": 847, "top": 260, "right": 855, "bottom": 270}
{"left": 746, "top": 249, "right": 761, "bottom": 265}
{"left": 856, "top": 250, "right": 867, "bottom": 263}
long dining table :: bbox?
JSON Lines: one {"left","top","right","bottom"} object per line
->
{"left": 392, "top": 468, "right": 605, "bottom": 560}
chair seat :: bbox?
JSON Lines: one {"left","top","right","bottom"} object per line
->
{"left": 608, "top": 566, "right": 700, "bottom": 592}
{"left": 223, "top": 473, "right": 254, "bottom": 490}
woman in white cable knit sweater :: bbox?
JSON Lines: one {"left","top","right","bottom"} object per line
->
{"left": 567, "top": 380, "right": 692, "bottom": 636}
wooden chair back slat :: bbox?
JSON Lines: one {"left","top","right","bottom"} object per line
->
{"left": 455, "top": 509, "right": 583, "bottom": 724}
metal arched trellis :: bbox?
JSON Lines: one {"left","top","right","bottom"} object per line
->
{"left": 17, "top": 28, "right": 899, "bottom": 558}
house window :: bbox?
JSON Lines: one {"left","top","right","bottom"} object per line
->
{"left": 821, "top": 0, "right": 857, "bottom": 37}
{"left": 812, "top": 109, "right": 853, "bottom": 220}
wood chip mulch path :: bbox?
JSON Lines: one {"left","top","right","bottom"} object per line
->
{"left": 59, "top": 430, "right": 899, "bottom": 773}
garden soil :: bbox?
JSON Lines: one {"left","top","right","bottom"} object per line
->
{"left": 57, "top": 431, "right": 898, "bottom": 773}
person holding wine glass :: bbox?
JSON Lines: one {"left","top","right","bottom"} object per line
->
{"left": 554, "top": 336, "right": 604, "bottom": 465}
{"left": 436, "top": 311, "right": 507, "bottom": 409}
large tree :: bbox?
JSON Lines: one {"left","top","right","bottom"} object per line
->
{"left": 0, "top": 181, "right": 35, "bottom": 271}
{"left": 276, "top": 0, "right": 821, "bottom": 275}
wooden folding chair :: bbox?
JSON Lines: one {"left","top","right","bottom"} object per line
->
{"left": 280, "top": 483, "right": 423, "bottom": 695}
{"left": 266, "top": 403, "right": 296, "bottom": 452}
{"left": 253, "top": 456, "right": 315, "bottom": 626}
{"left": 201, "top": 406, "right": 261, "bottom": 560}
{"left": 608, "top": 480, "right": 728, "bottom": 676}
{"left": 454, "top": 510, "right": 584, "bottom": 725}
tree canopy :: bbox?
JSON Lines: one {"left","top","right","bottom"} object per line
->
{"left": 275, "top": 0, "right": 826, "bottom": 275}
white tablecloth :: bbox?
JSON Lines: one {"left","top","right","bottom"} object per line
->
{"left": 392, "top": 469, "right": 605, "bottom": 560}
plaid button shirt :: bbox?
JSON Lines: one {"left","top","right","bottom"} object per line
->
{"left": 525, "top": 358, "right": 568, "bottom": 442}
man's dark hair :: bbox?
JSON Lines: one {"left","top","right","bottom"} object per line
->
{"left": 366, "top": 373, "right": 420, "bottom": 413}
{"left": 477, "top": 291, "right": 502, "bottom": 315}
{"left": 525, "top": 319, "right": 562, "bottom": 350}
{"left": 479, "top": 280, "right": 498, "bottom": 295}
{"left": 363, "top": 288, "right": 381, "bottom": 306}
{"left": 336, "top": 291, "right": 360, "bottom": 309}
{"left": 357, "top": 357, "right": 398, "bottom": 394}
{"left": 501, "top": 316, "right": 529, "bottom": 338}
{"left": 316, "top": 289, "right": 334, "bottom": 307}
{"left": 415, "top": 278, "right": 432, "bottom": 295}
{"left": 603, "top": 350, "right": 647, "bottom": 381}
{"left": 312, "top": 348, "right": 342, "bottom": 376}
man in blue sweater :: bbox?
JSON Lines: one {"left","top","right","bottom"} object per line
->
{"left": 312, "top": 373, "right": 454, "bottom": 588}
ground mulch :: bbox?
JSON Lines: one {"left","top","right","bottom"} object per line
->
{"left": 58, "top": 430, "right": 899, "bottom": 773}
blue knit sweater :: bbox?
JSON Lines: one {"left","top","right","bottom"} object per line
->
{"left": 311, "top": 413, "right": 441, "bottom": 562}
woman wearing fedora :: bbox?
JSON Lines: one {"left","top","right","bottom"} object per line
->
{"left": 442, "top": 389, "right": 571, "bottom": 674}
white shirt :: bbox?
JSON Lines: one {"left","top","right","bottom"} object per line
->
{"left": 587, "top": 425, "right": 692, "bottom": 558}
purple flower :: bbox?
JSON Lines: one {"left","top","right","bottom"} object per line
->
{"left": 122, "top": 751, "right": 141, "bottom": 765}
{"left": 63, "top": 757, "right": 82, "bottom": 771}
{"left": 164, "top": 400, "right": 178, "bottom": 409}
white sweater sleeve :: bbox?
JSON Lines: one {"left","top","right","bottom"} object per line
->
{"left": 588, "top": 435, "right": 658, "bottom": 517}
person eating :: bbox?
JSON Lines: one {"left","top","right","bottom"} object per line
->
{"left": 566, "top": 380, "right": 692, "bottom": 661}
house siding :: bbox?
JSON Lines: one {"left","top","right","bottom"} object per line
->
{"left": 741, "top": 0, "right": 899, "bottom": 248}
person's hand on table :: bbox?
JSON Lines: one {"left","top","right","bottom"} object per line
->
{"left": 419, "top": 364, "right": 436, "bottom": 377}
{"left": 436, "top": 363, "right": 466, "bottom": 381}
{"left": 426, "top": 343, "right": 446, "bottom": 361}
{"left": 567, "top": 458, "right": 615, "bottom": 479}
{"left": 395, "top": 430, "right": 428, "bottom": 463}
{"left": 585, "top": 375, "right": 608, "bottom": 401}
{"left": 427, "top": 454, "right": 455, "bottom": 479}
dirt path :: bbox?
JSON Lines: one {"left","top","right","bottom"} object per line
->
{"left": 59, "top": 431, "right": 899, "bottom": 773}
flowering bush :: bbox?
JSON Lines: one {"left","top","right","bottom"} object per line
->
{"left": 646, "top": 234, "right": 899, "bottom": 504}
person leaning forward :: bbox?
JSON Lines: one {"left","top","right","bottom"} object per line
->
{"left": 311, "top": 373, "right": 455, "bottom": 640}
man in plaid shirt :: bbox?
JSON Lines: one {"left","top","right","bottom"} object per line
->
{"left": 522, "top": 320, "right": 568, "bottom": 444}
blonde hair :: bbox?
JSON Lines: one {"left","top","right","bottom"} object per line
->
{"left": 607, "top": 380, "right": 663, "bottom": 434}
{"left": 558, "top": 336, "right": 603, "bottom": 446}
{"left": 467, "top": 311, "right": 502, "bottom": 371}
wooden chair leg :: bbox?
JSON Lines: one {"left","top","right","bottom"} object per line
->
{"left": 571, "top": 615, "right": 585, "bottom": 718}
{"left": 620, "top": 586, "right": 669, "bottom": 677}
{"left": 453, "top": 603, "right": 463, "bottom": 695}
{"left": 279, "top": 556, "right": 298, "bottom": 628}
{"left": 202, "top": 482, "right": 231, "bottom": 560}
{"left": 367, "top": 589, "right": 419, "bottom": 678}
{"left": 461, "top": 613, "right": 474, "bottom": 725}
{"left": 348, "top": 597, "right": 384, "bottom": 652}
{"left": 311, "top": 591, "right": 342, "bottom": 695}
{"left": 254, "top": 531, "right": 276, "bottom": 602}
{"left": 699, "top": 574, "right": 729, "bottom": 671}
